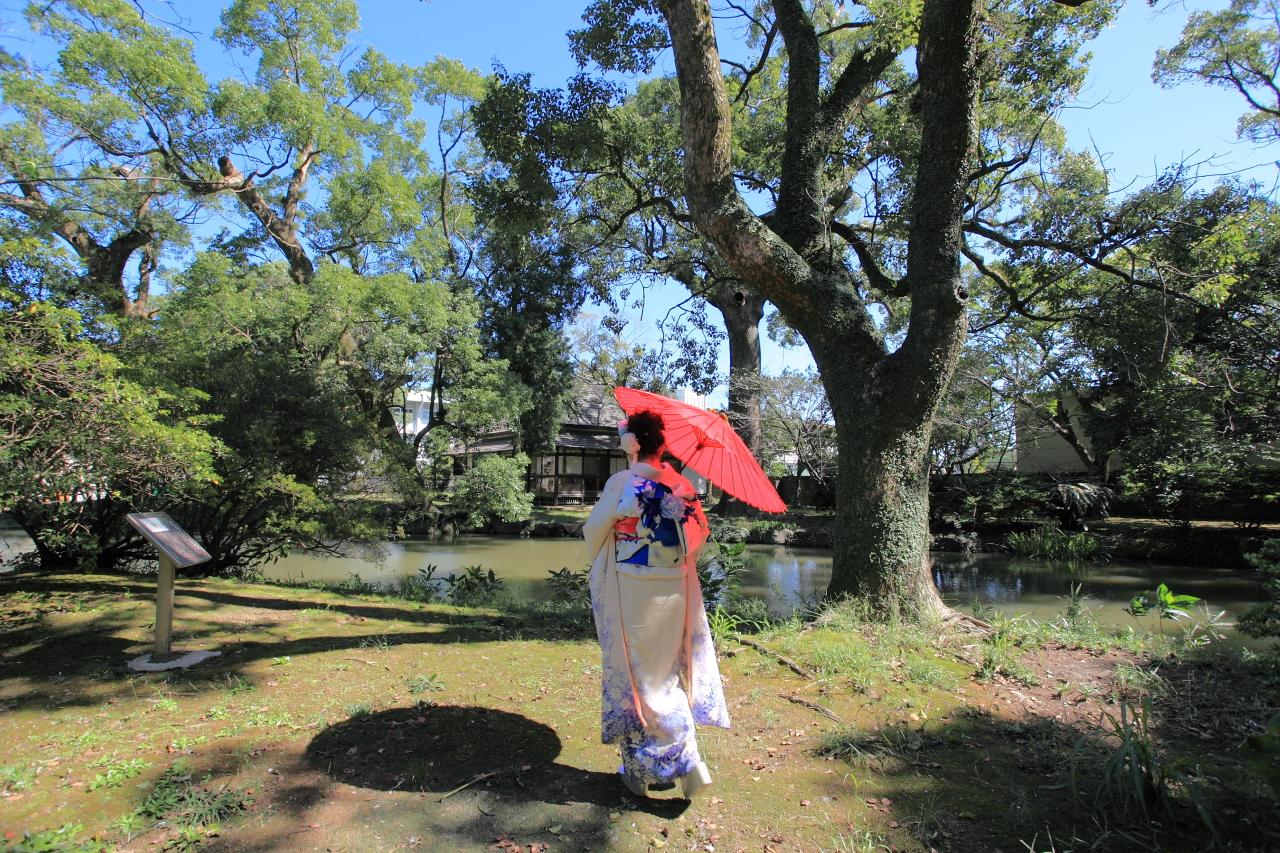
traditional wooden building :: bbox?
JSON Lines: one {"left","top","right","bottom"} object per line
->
{"left": 455, "top": 385, "right": 711, "bottom": 504}
{"left": 464, "top": 423, "right": 630, "bottom": 504}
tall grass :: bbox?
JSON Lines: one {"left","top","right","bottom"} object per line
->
{"left": 1006, "top": 525, "right": 1108, "bottom": 563}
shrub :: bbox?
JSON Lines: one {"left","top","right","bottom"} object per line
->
{"left": 1, "top": 295, "right": 217, "bottom": 569}
{"left": 449, "top": 453, "right": 533, "bottom": 530}
{"left": 545, "top": 567, "right": 590, "bottom": 604}
{"left": 707, "top": 518, "right": 748, "bottom": 543}
{"left": 1240, "top": 539, "right": 1280, "bottom": 641}
{"left": 1047, "top": 481, "right": 1112, "bottom": 530}
{"left": 443, "top": 564, "right": 506, "bottom": 605}
{"left": 397, "top": 565, "right": 444, "bottom": 602}
{"left": 745, "top": 519, "right": 793, "bottom": 543}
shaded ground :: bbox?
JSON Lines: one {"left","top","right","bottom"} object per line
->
{"left": 0, "top": 572, "right": 1276, "bottom": 852}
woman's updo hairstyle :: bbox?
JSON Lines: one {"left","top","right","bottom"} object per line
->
{"left": 627, "top": 409, "right": 666, "bottom": 459}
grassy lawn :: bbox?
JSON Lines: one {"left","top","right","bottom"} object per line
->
{"left": 530, "top": 505, "right": 593, "bottom": 527}
{"left": 0, "top": 573, "right": 1276, "bottom": 852}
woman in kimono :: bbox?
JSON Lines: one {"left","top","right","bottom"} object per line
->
{"left": 583, "top": 409, "right": 730, "bottom": 799}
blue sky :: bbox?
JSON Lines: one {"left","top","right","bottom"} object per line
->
{"left": 3, "top": 1, "right": 1272, "bottom": 394}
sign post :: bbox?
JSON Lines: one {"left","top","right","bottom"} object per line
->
{"left": 126, "top": 512, "right": 215, "bottom": 669}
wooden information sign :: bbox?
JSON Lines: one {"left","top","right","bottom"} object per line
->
{"left": 126, "top": 512, "right": 211, "bottom": 661}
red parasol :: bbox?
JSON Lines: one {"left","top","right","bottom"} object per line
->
{"left": 613, "top": 387, "right": 787, "bottom": 514}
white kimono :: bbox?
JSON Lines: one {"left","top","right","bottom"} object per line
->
{"left": 583, "top": 461, "right": 730, "bottom": 784}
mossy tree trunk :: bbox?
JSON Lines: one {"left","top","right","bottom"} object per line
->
{"left": 656, "top": 0, "right": 979, "bottom": 616}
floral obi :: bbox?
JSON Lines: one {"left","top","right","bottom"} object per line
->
{"left": 613, "top": 476, "right": 696, "bottom": 570}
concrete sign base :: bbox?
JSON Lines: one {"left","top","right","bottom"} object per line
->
{"left": 127, "top": 649, "right": 221, "bottom": 672}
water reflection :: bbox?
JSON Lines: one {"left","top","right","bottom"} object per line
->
{"left": 266, "top": 537, "right": 1266, "bottom": 632}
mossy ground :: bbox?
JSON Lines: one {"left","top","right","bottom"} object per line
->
{"left": 1, "top": 572, "right": 1276, "bottom": 852}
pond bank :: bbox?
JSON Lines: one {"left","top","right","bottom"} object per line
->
{"left": 469, "top": 508, "right": 1280, "bottom": 571}
{"left": 263, "top": 536, "right": 1269, "bottom": 634}
{"left": 0, "top": 571, "right": 1275, "bottom": 851}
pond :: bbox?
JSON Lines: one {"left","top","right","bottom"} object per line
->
{"left": 266, "top": 537, "right": 1267, "bottom": 633}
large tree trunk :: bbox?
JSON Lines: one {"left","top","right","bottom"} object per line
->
{"left": 657, "top": 0, "right": 978, "bottom": 616}
{"left": 823, "top": 368, "right": 950, "bottom": 617}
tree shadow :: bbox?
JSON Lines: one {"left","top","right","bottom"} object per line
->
{"left": 288, "top": 704, "right": 686, "bottom": 850}
{"left": 0, "top": 572, "right": 593, "bottom": 712}
{"left": 11, "top": 574, "right": 493, "bottom": 629}
{"left": 809, "top": 702, "right": 1279, "bottom": 852}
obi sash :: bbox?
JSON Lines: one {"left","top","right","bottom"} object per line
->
{"left": 613, "top": 476, "right": 695, "bottom": 570}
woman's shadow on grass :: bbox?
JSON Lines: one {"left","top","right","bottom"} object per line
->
{"left": 303, "top": 704, "right": 689, "bottom": 819}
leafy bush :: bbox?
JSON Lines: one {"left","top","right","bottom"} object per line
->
{"left": 443, "top": 565, "right": 506, "bottom": 605}
{"left": 449, "top": 453, "right": 534, "bottom": 530}
{"left": 706, "top": 518, "right": 749, "bottom": 543}
{"left": 546, "top": 567, "right": 590, "bottom": 604}
{"left": 397, "top": 565, "right": 444, "bottom": 602}
{"left": 1, "top": 294, "right": 217, "bottom": 568}
{"left": 1241, "top": 539, "right": 1280, "bottom": 641}
{"left": 745, "top": 519, "right": 792, "bottom": 543}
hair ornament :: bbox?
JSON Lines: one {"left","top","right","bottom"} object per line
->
{"left": 617, "top": 420, "right": 641, "bottom": 456}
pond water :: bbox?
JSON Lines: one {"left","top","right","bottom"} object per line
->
{"left": 266, "top": 537, "right": 1267, "bottom": 633}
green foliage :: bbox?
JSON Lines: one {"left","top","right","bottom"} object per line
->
{"left": 976, "top": 617, "right": 1040, "bottom": 686}
{"left": 136, "top": 759, "right": 251, "bottom": 845}
{"left": 407, "top": 673, "right": 445, "bottom": 695}
{"left": 476, "top": 233, "right": 585, "bottom": 453}
{"left": 3, "top": 823, "right": 109, "bottom": 853}
{"left": 706, "top": 605, "right": 766, "bottom": 648}
{"left": 87, "top": 757, "right": 148, "bottom": 790}
{"left": 0, "top": 291, "right": 217, "bottom": 567}
{"left": 1155, "top": 0, "right": 1280, "bottom": 144}
{"left": 1005, "top": 525, "right": 1108, "bottom": 563}
{"left": 1047, "top": 482, "right": 1111, "bottom": 528}
{"left": 133, "top": 256, "right": 489, "bottom": 570}
{"left": 696, "top": 540, "right": 747, "bottom": 608}
{"left": 443, "top": 564, "right": 506, "bottom": 605}
{"left": 1118, "top": 393, "right": 1267, "bottom": 528}
{"left": 0, "top": 763, "right": 35, "bottom": 793}
{"left": 545, "top": 567, "right": 590, "bottom": 604}
{"left": 1240, "top": 539, "right": 1280, "bottom": 641}
{"left": 1077, "top": 699, "right": 1181, "bottom": 826}
{"left": 448, "top": 454, "right": 533, "bottom": 530}
{"left": 1125, "top": 583, "right": 1202, "bottom": 634}
{"left": 931, "top": 473, "right": 1051, "bottom": 529}
{"left": 396, "top": 565, "right": 444, "bottom": 603}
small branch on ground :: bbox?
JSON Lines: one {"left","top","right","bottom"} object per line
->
{"left": 779, "top": 692, "right": 845, "bottom": 724}
{"left": 734, "top": 635, "right": 814, "bottom": 680}
{"left": 437, "top": 769, "right": 505, "bottom": 802}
